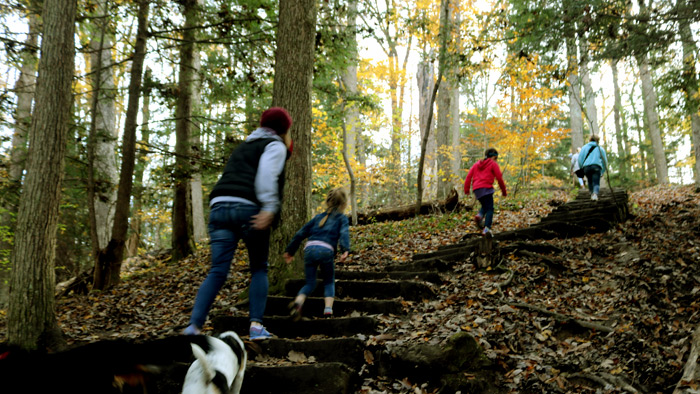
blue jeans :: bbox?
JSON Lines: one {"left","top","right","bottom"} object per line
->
{"left": 583, "top": 165, "right": 602, "bottom": 195}
{"left": 298, "top": 246, "right": 335, "bottom": 298}
{"left": 478, "top": 193, "right": 495, "bottom": 229}
{"left": 190, "top": 202, "right": 270, "bottom": 328}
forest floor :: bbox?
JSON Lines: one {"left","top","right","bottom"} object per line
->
{"left": 1, "top": 184, "right": 699, "bottom": 393}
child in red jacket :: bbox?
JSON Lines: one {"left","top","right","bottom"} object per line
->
{"left": 464, "top": 148, "right": 507, "bottom": 236}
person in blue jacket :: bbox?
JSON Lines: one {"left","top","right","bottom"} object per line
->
{"left": 578, "top": 134, "right": 608, "bottom": 201}
{"left": 284, "top": 188, "right": 351, "bottom": 320}
{"left": 184, "top": 107, "right": 292, "bottom": 341}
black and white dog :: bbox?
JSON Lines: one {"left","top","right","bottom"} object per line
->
{"left": 182, "top": 331, "right": 247, "bottom": 394}
{"left": 0, "top": 331, "right": 247, "bottom": 394}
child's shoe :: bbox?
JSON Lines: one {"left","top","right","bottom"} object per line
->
{"left": 288, "top": 301, "right": 303, "bottom": 322}
{"left": 591, "top": 193, "right": 598, "bottom": 201}
{"left": 473, "top": 215, "right": 484, "bottom": 229}
{"left": 482, "top": 227, "right": 492, "bottom": 238}
{"left": 323, "top": 306, "right": 333, "bottom": 318}
{"left": 249, "top": 325, "right": 275, "bottom": 341}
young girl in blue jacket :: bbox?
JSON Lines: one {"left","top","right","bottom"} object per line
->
{"left": 284, "top": 188, "right": 350, "bottom": 320}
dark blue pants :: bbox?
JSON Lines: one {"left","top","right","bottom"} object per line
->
{"left": 478, "top": 193, "right": 495, "bottom": 229}
{"left": 583, "top": 165, "right": 602, "bottom": 195}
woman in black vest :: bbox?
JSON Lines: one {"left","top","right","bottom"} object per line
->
{"left": 185, "top": 107, "right": 292, "bottom": 340}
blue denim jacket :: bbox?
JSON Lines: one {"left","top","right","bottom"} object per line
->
{"left": 285, "top": 211, "right": 350, "bottom": 256}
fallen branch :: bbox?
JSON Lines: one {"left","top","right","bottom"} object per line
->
{"left": 674, "top": 325, "right": 700, "bottom": 394}
{"left": 509, "top": 302, "right": 614, "bottom": 333}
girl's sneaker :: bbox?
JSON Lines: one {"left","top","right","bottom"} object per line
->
{"left": 323, "top": 306, "right": 333, "bottom": 318}
{"left": 249, "top": 325, "right": 274, "bottom": 341}
{"left": 482, "top": 227, "right": 492, "bottom": 238}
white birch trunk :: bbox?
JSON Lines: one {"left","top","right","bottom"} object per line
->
{"left": 90, "top": 0, "right": 118, "bottom": 250}
{"left": 637, "top": 54, "right": 669, "bottom": 184}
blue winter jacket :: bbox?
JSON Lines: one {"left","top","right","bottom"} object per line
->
{"left": 578, "top": 142, "right": 608, "bottom": 174}
{"left": 285, "top": 211, "right": 350, "bottom": 256}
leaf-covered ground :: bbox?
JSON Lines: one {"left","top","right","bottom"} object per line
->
{"left": 1, "top": 185, "right": 698, "bottom": 393}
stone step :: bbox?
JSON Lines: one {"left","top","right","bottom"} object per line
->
{"left": 242, "top": 362, "right": 356, "bottom": 394}
{"left": 212, "top": 315, "right": 378, "bottom": 339}
{"left": 284, "top": 279, "right": 435, "bottom": 301}
{"left": 261, "top": 295, "right": 405, "bottom": 317}
{"left": 251, "top": 337, "right": 366, "bottom": 370}
{"left": 335, "top": 270, "right": 442, "bottom": 284}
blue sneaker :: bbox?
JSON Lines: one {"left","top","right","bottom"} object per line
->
{"left": 249, "top": 325, "right": 274, "bottom": 341}
{"left": 183, "top": 324, "right": 201, "bottom": 335}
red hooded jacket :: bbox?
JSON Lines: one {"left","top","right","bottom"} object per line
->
{"left": 464, "top": 158, "right": 507, "bottom": 196}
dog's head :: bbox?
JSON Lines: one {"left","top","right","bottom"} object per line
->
{"left": 182, "top": 332, "right": 247, "bottom": 394}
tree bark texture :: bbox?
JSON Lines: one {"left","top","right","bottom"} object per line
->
{"left": 677, "top": 0, "right": 700, "bottom": 186}
{"left": 1, "top": 11, "right": 40, "bottom": 308}
{"left": 8, "top": 0, "right": 76, "bottom": 350}
{"left": 342, "top": 0, "right": 359, "bottom": 224}
{"left": 566, "top": 37, "right": 584, "bottom": 152}
{"left": 417, "top": 59, "right": 436, "bottom": 200}
{"left": 578, "top": 36, "right": 600, "bottom": 138}
{"left": 189, "top": 33, "right": 207, "bottom": 243}
{"left": 93, "top": 0, "right": 149, "bottom": 289}
{"left": 611, "top": 60, "right": 629, "bottom": 179}
{"left": 172, "top": 0, "right": 198, "bottom": 261}
{"left": 269, "top": 0, "right": 317, "bottom": 285}
{"left": 126, "top": 68, "right": 152, "bottom": 257}
{"left": 89, "top": 0, "right": 118, "bottom": 251}
{"left": 637, "top": 54, "right": 669, "bottom": 184}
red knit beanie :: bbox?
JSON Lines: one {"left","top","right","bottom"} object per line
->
{"left": 260, "top": 107, "right": 292, "bottom": 135}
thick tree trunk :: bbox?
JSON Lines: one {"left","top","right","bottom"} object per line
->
{"left": 637, "top": 54, "right": 669, "bottom": 184}
{"left": 416, "top": 0, "right": 449, "bottom": 214}
{"left": 189, "top": 38, "right": 206, "bottom": 243}
{"left": 417, "top": 58, "right": 436, "bottom": 200}
{"left": 172, "top": 0, "right": 198, "bottom": 261}
{"left": 342, "top": 0, "right": 359, "bottom": 225}
{"left": 611, "top": 60, "right": 629, "bottom": 179}
{"left": 566, "top": 37, "right": 584, "bottom": 151}
{"left": 449, "top": 9, "right": 462, "bottom": 186}
{"left": 8, "top": 0, "right": 76, "bottom": 350}
{"left": 436, "top": 0, "right": 457, "bottom": 201}
{"left": 578, "top": 37, "right": 599, "bottom": 137}
{"left": 269, "top": 0, "right": 317, "bottom": 285}
{"left": 677, "top": 0, "right": 700, "bottom": 186}
{"left": 93, "top": 0, "right": 149, "bottom": 290}
{"left": 86, "top": 0, "right": 118, "bottom": 252}
{"left": 1, "top": 11, "right": 40, "bottom": 308}
{"left": 126, "top": 68, "right": 152, "bottom": 258}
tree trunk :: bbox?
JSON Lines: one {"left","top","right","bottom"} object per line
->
{"left": 611, "top": 59, "right": 629, "bottom": 179}
{"left": 566, "top": 37, "right": 584, "bottom": 151}
{"left": 417, "top": 0, "right": 449, "bottom": 214}
{"left": 417, "top": 58, "right": 436, "bottom": 200}
{"left": 8, "top": 0, "right": 76, "bottom": 350}
{"left": 636, "top": 54, "right": 669, "bottom": 184}
{"left": 269, "top": 0, "right": 317, "bottom": 286}
{"left": 449, "top": 9, "right": 462, "bottom": 186}
{"left": 578, "top": 36, "right": 600, "bottom": 137}
{"left": 86, "top": 0, "right": 118, "bottom": 254}
{"left": 677, "top": 0, "right": 700, "bottom": 186}
{"left": 189, "top": 34, "right": 207, "bottom": 243}
{"left": 172, "top": 0, "right": 198, "bottom": 261}
{"left": 93, "top": 0, "right": 149, "bottom": 290}
{"left": 126, "top": 68, "right": 152, "bottom": 258}
{"left": 342, "top": 0, "right": 359, "bottom": 225}
{"left": 1, "top": 11, "right": 40, "bottom": 308}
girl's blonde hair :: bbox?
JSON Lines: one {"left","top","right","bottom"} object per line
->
{"left": 319, "top": 188, "right": 348, "bottom": 227}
